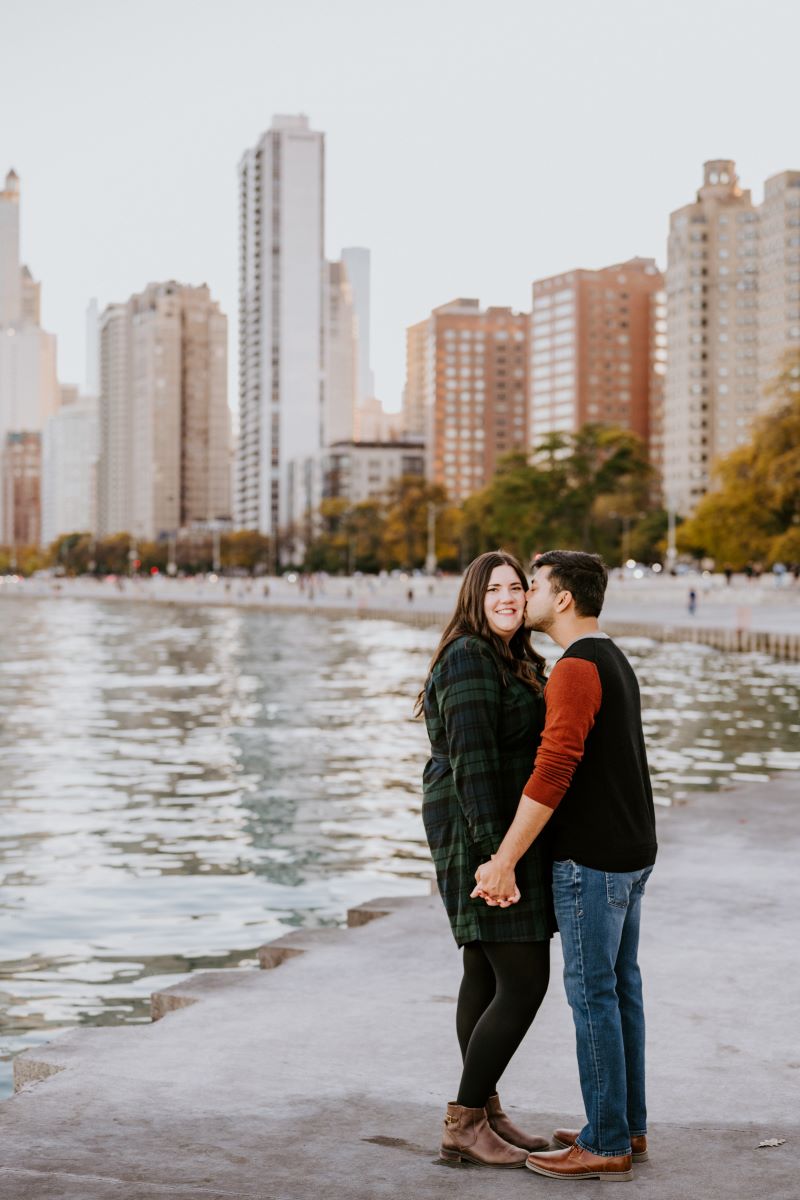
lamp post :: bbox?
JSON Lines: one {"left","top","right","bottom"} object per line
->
{"left": 167, "top": 531, "right": 177, "bottom": 577}
{"left": 666, "top": 499, "right": 677, "bottom": 572}
{"left": 425, "top": 502, "right": 437, "bottom": 575}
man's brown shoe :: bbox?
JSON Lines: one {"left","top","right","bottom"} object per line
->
{"left": 485, "top": 1093, "right": 550, "bottom": 1153}
{"left": 526, "top": 1143, "right": 633, "bottom": 1181}
{"left": 553, "top": 1127, "right": 648, "bottom": 1163}
{"left": 439, "top": 1101, "right": 528, "bottom": 1167}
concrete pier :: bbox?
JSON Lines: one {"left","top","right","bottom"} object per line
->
{"left": 1, "top": 774, "right": 797, "bottom": 1199}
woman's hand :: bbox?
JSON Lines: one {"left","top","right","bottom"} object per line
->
{"left": 471, "top": 882, "right": 521, "bottom": 907}
{"left": 471, "top": 856, "right": 520, "bottom": 906}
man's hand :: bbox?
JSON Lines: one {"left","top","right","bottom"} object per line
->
{"left": 471, "top": 856, "right": 519, "bottom": 906}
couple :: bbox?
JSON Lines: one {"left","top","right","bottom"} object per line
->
{"left": 420, "top": 549, "right": 657, "bottom": 1182}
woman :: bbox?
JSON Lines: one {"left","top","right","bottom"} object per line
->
{"left": 418, "top": 550, "right": 555, "bottom": 1168}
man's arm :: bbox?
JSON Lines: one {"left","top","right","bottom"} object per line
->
{"left": 472, "top": 656, "right": 602, "bottom": 901}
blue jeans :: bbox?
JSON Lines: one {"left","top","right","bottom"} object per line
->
{"left": 552, "top": 859, "right": 653, "bottom": 1157}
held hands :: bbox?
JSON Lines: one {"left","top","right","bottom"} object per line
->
{"left": 470, "top": 856, "right": 520, "bottom": 907}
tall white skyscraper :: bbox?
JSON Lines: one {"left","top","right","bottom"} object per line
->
{"left": 323, "top": 260, "right": 358, "bottom": 446}
{"left": 97, "top": 303, "right": 130, "bottom": 537}
{"left": 0, "top": 169, "right": 59, "bottom": 536}
{"left": 236, "top": 114, "right": 325, "bottom": 535}
{"left": 341, "top": 246, "right": 375, "bottom": 405}
{"left": 0, "top": 169, "right": 21, "bottom": 326}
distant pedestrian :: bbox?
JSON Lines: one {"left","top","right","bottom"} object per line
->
{"left": 688, "top": 588, "right": 697, "bottom": 616}
{"left": 406, "top": 587, "right": 414, "bottom": 604}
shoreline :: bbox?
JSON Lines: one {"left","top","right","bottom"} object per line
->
{"left": 3, "top": 579, "right": 800, "bottom": 661}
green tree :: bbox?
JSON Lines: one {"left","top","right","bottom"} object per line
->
{"left": 46, "top": 532, "right": 94, "bottom": 574}
{"left": 462, "top": 426, "right": 654, "bottom": 564}
{"left": 304, "top": 498, "right": 352, "bottom": 573}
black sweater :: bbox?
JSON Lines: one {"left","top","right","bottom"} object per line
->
{"left": 523, "top": 636, "right": 658, "bottom": 872}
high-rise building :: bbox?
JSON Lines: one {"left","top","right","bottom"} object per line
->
{"left": 663, "top": 161, "right": 760, "bottom": 515}
{"left": 758, "top": 171, "right": 800, "bottom": 391}
{"left": 322, "top": 260, "right": 358, "bottom": 446}
{"left": 0, "top": 170, "right": 59, "bottom": 440}
{"left": 341, "top": 247, "right": 375, "bottom": 406}
{"left": 2, "top": 430, "right": 41, "bottom": 547}
{"left": 405, "top": 298, "right": 529, "bottom": 504}
{"left": 402, "top": 318, "right": 429, "bottom": 440}
{"left": 97, "top": 282, "right": 230, "bottom": 540}
{"left": 0, "top": 169, "right": 59, "bottom": 537}
{"left": 0, "top": 169, "right": 21, "bottom": 326}
{"left": 97, "top": 303, "right": 130, "bottom": 537}
{"left": 85, "top": 297, "right": 100, "bottom": 396}
{"left": 529, "top": 259, "right": 665, "bottom": 464}
{"left": 237, "top": 115, "right": 325, "bottom": 535}
{"left": 41, "top": 387, "right": 98, "bottom": 545}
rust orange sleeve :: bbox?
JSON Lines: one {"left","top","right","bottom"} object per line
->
{"left": 522, "top": 657, "right": 602, "bottom": 810}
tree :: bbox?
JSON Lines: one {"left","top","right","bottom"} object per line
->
{"left": 678, "top": 354, "right": 800, "bottom": 567}
{"left": 461, "top": 426, "right": 654, "bottom": 564}
{"left": 220, "top": 531, "right": 271, "bottom": 574}
{"left": 382, "top": 476, "right": 461, "bottom": 570}
{"left": 304, "top": 499, "right": 352, "bottom": 573}
{"left": 46, "top": 532, "right": 94, "bottom": 574}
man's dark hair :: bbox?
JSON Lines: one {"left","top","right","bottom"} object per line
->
{"left": 532, "top": 550, "right": 608, "bottom": 617}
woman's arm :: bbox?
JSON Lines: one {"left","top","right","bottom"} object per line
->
{"left": 436, "top": 638, "right": 506, "bottom": 857}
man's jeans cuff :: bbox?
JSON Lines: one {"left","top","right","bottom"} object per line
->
{"left": 575, "top": 1137, "right": 632, "bottom": 1158}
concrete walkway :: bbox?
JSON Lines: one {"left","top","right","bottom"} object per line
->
{"left": 1, "top": 775, "right": 797, "bottom": 1199}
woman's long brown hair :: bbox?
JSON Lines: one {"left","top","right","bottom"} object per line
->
{"left": 414, "top": 550, "right": 547, "bottom": 716}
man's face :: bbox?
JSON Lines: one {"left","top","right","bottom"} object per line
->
{"left": 524, "top": 565, "right": 559, "bottom": 632}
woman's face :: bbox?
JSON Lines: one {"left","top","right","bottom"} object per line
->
{"left": 483, "top": 564, "right": 527, "bottom": 642}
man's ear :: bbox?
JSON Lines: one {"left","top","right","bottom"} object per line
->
{"left": 555, "top": 589, "right": 573, "bottom": 613}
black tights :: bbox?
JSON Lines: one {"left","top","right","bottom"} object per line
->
{"left": 455, "top": 940, "right": 550, "bottom": 1109}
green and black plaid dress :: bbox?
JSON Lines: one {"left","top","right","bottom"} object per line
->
{"left": 422, "top": 634, "right": 555, "bottom": 946}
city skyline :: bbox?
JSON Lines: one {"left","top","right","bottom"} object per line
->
{"left": 2, "top": 0, "right": 799, "bottom": 412}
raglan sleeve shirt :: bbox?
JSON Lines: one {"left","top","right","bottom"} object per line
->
{"left": 522, "top": 656, "right": 602, "bottom": 809}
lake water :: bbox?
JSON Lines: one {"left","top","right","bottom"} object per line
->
{"left": 1, "top": 598, "right": 799, "bottom": 1098}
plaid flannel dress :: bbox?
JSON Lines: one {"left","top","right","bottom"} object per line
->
{"left": 422, "top": 635, "right": 555, "bottom": 946}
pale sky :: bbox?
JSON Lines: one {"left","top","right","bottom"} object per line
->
{"left": 2, "top": 0, "right": 798, "bottom": 412}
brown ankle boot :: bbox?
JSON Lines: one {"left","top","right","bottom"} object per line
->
{"left": 485, "top": 1093, "right": 550, "bottom": 1152}
{"left": 439, "top": 1101, "right": 528, "bottom": 1167}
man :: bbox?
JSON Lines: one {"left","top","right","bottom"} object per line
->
{"left": 473, "top": 550, "right": 657, "bottom": 1183}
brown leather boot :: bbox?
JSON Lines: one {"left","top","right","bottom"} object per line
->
{"left": 485, "top": 1093, "right": 550, "bottom": 1152}
{"left": 553, "top": 1126, "right": 648, "bottom": 1163}
{"left": 439, "top": 1101, "right": 528, "bottom": 1167}
{"left": 526, "top": 1143, "right": 633, "bottom": 1181}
